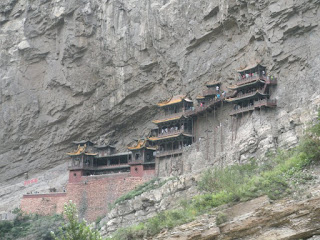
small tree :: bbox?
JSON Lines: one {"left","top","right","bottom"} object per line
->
{"left": 52, "top": 201, "right": 103, "bottom": 240}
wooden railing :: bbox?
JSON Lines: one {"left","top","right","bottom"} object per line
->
{"left": 230, "top": 99, "right": 277, "bottom": 115}
{"left": 156, "top": 129, "right": 192, "bottom": 138}
{"left": 156, "top": 148, "right": 183, "bottom": 157}
{"left": 229, "top": 89, "right": 266, "bottom": 101}
{"left": 237, "top": 75, "right": 266, "bottom": 85}
{"left": 230, "top": 105, "right": 255, "bottom": 115}
{"left": 68, "top": 163, "right": 129, "bottom": 170}
{"left": 186, "top": 98, "right": 224, "bottom": 116}
{"left": 237, "top": 75, "right": 277, "bottom": 86}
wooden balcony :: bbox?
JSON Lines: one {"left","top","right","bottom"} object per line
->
{"left": 68, "top": 163, "right": 130, "bottom": 171}
{"left": 230, "top": 105, "right": 255, "bottom": 116}
{"left": 155, "top": 148, "right": 183, "bottom": 158}
{"left": 226, "top": 90, "right": 268, "bottom": 103}
{"left": 186, "top": 98, "right": 224, "bottom": 117}
{"left": 128, "top": 160, "right": 156, "bottom": 165}
{"left": 237, "top": 75, "right": 267, "bottom": 85}
{"left": 230, "top": 99, "right": 277, "bottom": 116}
{"left": 156, "top": 129, "right": 192, "bottom": 137}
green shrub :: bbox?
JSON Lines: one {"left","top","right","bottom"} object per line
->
{"left": 0, "top": 212, "right": 63, "bottom": 240}
{"left": 52, "top": 201, "right": 102, "bottom": 240}
{"left": 111, "top": 177, "right": 174, "bottom": 208}
{"left": 216, "top": 212, "right": 228, "bottom": 225}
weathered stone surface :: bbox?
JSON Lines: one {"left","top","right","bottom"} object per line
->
{"left": 151, "top": 193, "right": 320, "bottom": 240}
{"left": 101, "top": 175, "right": 199, "bottom": 236}
{"left": 1, "top": 0, "right": 320, "bottom": 217}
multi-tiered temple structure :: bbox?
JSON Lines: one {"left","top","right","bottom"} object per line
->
{"left": 21, "top": 63, "right": 278, "bottom": 222}
{"left": 226, "top": 64, "right": 277, "bottom": 116}
{"left": 148, "top": 95, "right": 194, "bottom": 159}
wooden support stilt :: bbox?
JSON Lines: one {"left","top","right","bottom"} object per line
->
{"left": 206, "top": 111, "right": 209, "bottom": 161}
{"left": 260, "top": 106, "right": 262, "bottom": 124}
{"left": 235, "top": 116, "right": 238, "bottom": 140}
{"left": 213, "top": 107, "right": 216, "bottom": 157}
{"left": 231, "top": 116, "right": 234, "bottom": 143}
{"left": 220, "top": 122, "right": 223, "bottom": 153}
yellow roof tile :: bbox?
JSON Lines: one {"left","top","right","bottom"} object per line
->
{"left": 152, "top": 115, "right": 184, "bottom": 124}
{"left": 157, "top": 95, "right": 189, "bottom": 107}
{"left": 128, "top": 139, "right": 147, "bottom": 150}
{"left": 67, "top": 144, "right": 97, "bottom": 156}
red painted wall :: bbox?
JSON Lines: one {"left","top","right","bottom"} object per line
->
{"left": 21, "top": 171, "right": 153, "bottom": 221}
{"left": 69, "top": 170, "right": 83, "bottom": 183}
{"left": 130, "top": 165, "right": 144, "bottom": 177}
{"left": 21, "top": 193, "right": 67, "bottom": 215}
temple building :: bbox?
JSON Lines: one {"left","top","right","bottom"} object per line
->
{"left": 226, "top": 64, "right": 277, "bottom": 116}
{"left": 67, "top": 141, "right": 98, "bottom": 182}
{"left": 196, "top": 81, "right": 221, "bottom": 105}
{"left": 93, "top": 145, "right": 131, "bottom": 175}
{"left": 149, "top": 95, "right": 194, "bottom": 159}
{"left": 127, "top": 139, "right": 156, "bottom": 177}
{"left": 189, "top": 80, "right": 226, "bottom": 118}
{"left": 67, "top": 141, "right": 132, "bottom": 181}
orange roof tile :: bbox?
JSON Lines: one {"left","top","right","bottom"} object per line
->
{"left": 128, "top": 139, "right": 146, "bottom": 150}
{"left": 157, "top": 95, "right": 192, "bottom": 107}
{"left": 206, "top": 81, "right": 221, "bottom": 87}
{"left": 196, "top": 96, "right": 205, "bottom": 100}
{"left": 152, "top": 115, "right": 184, "bottom": 124}
{"left": 67, "top": 144, "right": 97, "bottom": 156}
{"left": 128, "top": 139, "right": 157, "bottom": 151}
{"left": 148, "top": 133, "right": 192, "bottom": 141}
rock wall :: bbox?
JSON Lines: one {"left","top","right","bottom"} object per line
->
{"left": 100, "top": 175, "right": 199, "bottom": 235}
{"left": 151, "top": 194, "right": 320, "bottom": 240}
{"left": 1, "top": 0, "right": 320, "bottom": 212}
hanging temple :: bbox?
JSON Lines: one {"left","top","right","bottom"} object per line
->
{"left": 66, "top": 63, "right": 277, "bottom": 179}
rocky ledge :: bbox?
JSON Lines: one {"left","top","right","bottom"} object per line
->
{"left": 153, "top": 193, "right": 320, "bottom": 240}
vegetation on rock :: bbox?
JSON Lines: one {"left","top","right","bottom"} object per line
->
{"left": 0, "top": 208, "right": 63, "bottom": 240}
{"left": 109, "top": 177, "right": 174, "bottom": 209}
{"left": 52, "top": 201, "right": 102, "bottom": 240}
{"left": 106, "top": 111, "right": 320, "bottom": 240}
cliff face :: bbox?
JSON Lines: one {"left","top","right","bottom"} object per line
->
{"left": 1, "top": 0, "right": 320, "bottom": 211}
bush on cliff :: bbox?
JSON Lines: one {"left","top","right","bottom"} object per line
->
{"left": 110, "top": 177, "right": 174, "bottom": 209}
{"left": 52, "top": 201, "right": 102, "bottom": 240}
{"left": 0, "top": 209, "right": 63, "bottom": 240}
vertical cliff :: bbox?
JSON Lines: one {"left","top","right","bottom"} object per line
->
{"left": 1, "top": 0, "right": 320, "bottom": 212}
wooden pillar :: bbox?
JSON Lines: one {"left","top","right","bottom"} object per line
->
{"left": 213, "top": 107, "right": 216, "bottom": 157}
{"left": 192, "top": 118, "right": 194, "bottom": 142}
{"left": 213, "top": 124, "right": 216, "bottom": 157}
{"left": 142, "top": 149, "right": 145, "bottom": 162}
{"left": 235, "top": 116, "right": 238, "bottom": 141}
{"left": 220, "top": 122, "right": 223, "bottom": 153}
{"left": 231, "top": 116, "right": 234, "bottom": 143}
{"left": 156, "top": 157, "right": 160, "bottom": 177}
{"left": 206, "top": 111, "right": 209, "bottom": 161}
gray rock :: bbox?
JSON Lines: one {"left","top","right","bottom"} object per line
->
{"left": 1, "top": 0, "right": 320, "bottom": 224}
